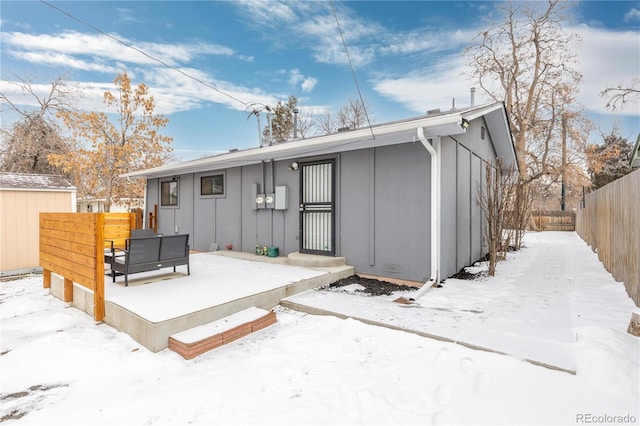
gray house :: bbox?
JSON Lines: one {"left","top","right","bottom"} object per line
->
{"left": 125, "top": 102, "right": 516, "bottom": 285}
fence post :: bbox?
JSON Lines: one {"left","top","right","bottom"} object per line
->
{"left": 43, "top": 269, "right": 51, "bottom": 289}
{"left": 63, "top": 278, "right": 73, "bottom": 302}
{"left": 94, "top": 213, "right": 105, "bottom": 322}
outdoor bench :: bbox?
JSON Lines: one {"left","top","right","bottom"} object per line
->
{"left": 110, "top": 234, "right": 190, "bottom": 286}
{"left": 104, "top": 229, "right": 161, "bottom": 273}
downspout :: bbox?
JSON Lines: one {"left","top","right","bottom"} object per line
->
{"left": 411, "top": 128, "right": 441, "bottom": 301}
{"left": 270, "top": 159, "right": 275, "bottom": 247}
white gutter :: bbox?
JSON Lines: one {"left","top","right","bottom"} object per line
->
{"left": 121, "top": 106, "right": 489, "bottom": 180}
{"left": 411, "top": 127, "right": 441, "bottom": 300}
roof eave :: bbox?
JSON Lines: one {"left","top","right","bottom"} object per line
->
{"left": 123, "top": 112, "right": 468, "bottom": 180}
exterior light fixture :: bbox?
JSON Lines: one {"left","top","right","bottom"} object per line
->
{"left": 289, "top": 162, "right": 299, "bottom": 171}
{"left": 461, "top": 118, "right": 470, "bottom": 130}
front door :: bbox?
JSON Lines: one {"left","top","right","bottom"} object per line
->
{"left": 299, "top": 160, "right": 335, "bottom": 255}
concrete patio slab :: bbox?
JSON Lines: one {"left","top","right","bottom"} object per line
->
{"left": 103, "top": 252, "right": 353, "bottom": 352}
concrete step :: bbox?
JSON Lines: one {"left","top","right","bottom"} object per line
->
{"left": 287, "top": 252, "right": 346, "bottom": 268}
{"left": 168, "top": 307, "right": 277, "bottom": 359}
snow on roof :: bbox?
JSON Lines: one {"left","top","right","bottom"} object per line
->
{"left": 0, "top": 172, "right": 76, "bottom": 191}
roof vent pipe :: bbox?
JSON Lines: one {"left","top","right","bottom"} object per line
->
{"left": 470, "top": 87, "right": 476, "bottom": 107}
{"left": 293, "top": 108, "right": 299, "bottom": 140}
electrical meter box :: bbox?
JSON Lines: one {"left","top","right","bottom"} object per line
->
{"left": 252, "top": 183, "right": 265, "bottom": 210}
{"left": 265, "top": 193, "right": 275, "bottom": 209}
{"left": 274, "top": 186, "right": 288, "bottom": 210}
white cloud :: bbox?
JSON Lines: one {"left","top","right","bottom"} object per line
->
{"left": 8, "top": 50, "right": 119, "bottom": 74}
{"left": 571, "top": 25, "right": 640, "bottom": 115}
{"left": 373, "top": 57, "right": 478, "bottom": 114}
{"left": 624, "top": 7, "right": 640, "bottom": 22}
{"left": 1, "top": 31, "right": 244, "bottom": 71}
{"left": 234, "top": 1, "right": 381, "bottom": 67}
{"left": 116, "top": 8, "right": 141, "bottom": 24}
{"left": 372, "top": 23, "right": 639, "bottom": 121}
{"left": 236, "top": 0, "right": 298, "bottom": 26}
{"left": 301, "top": 76, "right": 318, "bottom": 92}
{"left": 379, "top": 29, "right": 475, "bottom": 56}
{"left": 287, "top": 69, "right": 317, "bottom": 93}
{"left": 288, "top": 69, "right": 304, "bottom": 85}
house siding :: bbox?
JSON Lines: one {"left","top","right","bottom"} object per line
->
{"left": 340, "top": 143, "right": 430, "bottom": 281}
{"left": 440, "top": 117, "right": 498, "bottom": 278}
{"left": 144, "top": 115, "right": 501, "bottom": 283}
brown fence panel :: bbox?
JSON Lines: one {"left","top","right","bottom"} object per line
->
{"left": 39, "top": 212, "right": 140, "bottom": 321}
{"left": 532, "top": 211, "right": 576, "bottom": 231}
{"left": 576, "top": 170, "right": 640, "bottom": 307}
{"left": 40, "top": 213, "right": 105, "bottom": 320}
{"left": 103, "top": 212, "right": 139, "bottom": 249}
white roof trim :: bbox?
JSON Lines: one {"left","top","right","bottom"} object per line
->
{"left": 124, "top": 102, "right": 515, "bottom": 179}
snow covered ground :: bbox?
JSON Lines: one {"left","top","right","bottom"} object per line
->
{"left": 1, "top": 232, "right": 639, "bottom": 425}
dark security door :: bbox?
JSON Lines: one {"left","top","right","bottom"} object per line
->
{"left": 299, "top": 160, "right": 335, "bottom": 255}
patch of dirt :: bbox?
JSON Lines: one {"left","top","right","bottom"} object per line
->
{"left": 328, "top": 275, "right": 415, "bottom": 296}
{"left": 0, "top": 384, "right": 68, "bottom": 422}
{"left": 0, "top": 273, "right": 40, "bottom": 282}
{"left": 451, "top": 268, "right": 485, "bottom": 280}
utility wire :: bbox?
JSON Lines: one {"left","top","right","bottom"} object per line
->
{"left": 40, "top": 0, "right": 250, "bottom": 109}
{"left": 329, "top": 0, "right": 375, "bottom": 140}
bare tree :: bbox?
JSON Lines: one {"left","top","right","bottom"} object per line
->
{"left": 295, "top": 108, "right": 316, "bottom": 139}
{"left": 0, "top": 75, "right": 78, "bottom": 175}
{"left": 316, "top": 107, "right": 336, "bottom": 135}
{"left": 600, "top": 78, "right": 640, "bottom": 110}
{"left": 477, "top": 158, "right": 520, "bottom": 275}
{"left": 0, "top": 74, "right": 78, "bottom": 120}
{"left": 508, "top": 178, "right": 533, "bottom": 250}
{"left": 336, "top": 97, "right": 370, "bottom": 129}
{"left": 315, "top": 98, "right": 372, "bottom": 136}
{"left": 466, "top": 0, "right": 584, "bottom": 184}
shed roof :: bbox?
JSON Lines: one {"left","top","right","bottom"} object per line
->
{"left": 0, "top": 173, "right": 76, "bottom": 191}
{"left": 124, "top": 102, "right": 516, "bottom": 179}
{"left": 631, "top": 133, "right": 640, "bottom": 169}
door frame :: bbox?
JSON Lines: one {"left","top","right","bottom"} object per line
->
{"left": 299, "top": 159, "right": 336, "bottom": 256}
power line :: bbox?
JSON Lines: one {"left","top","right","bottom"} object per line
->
{"left": 329, "top": 0, "right": 375, "bottom": 140}
{"left": 39, "top": 0, "right": 250, "bottom": 109}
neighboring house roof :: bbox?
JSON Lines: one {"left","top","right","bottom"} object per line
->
{"left": 77, "top": 197, "right": 142, "bottom": 202}
{"left": 124, "top": 102, "right": 516, "bottom": 180}
{"left": 631, "top": 133, "right": 640, "bottom": 169}
{"left": 0, "top": 173, "right": 76, "bottom": 191}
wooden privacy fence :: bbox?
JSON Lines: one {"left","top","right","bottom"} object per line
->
{"left": 531, "top": 211, "right": 576, "bottom": 231}
{"left": 40, "top": 212, "right": 141, "bottom": 321}
{"left": 576, "top": 170, "right": 640, "bottom": 307}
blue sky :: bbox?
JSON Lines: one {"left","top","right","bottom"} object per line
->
{"left": 1, "top": 1, "right": 639, "bottom": 161}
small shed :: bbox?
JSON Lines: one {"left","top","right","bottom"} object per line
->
{"left": 0, "top": 173, "right": 76, "bottom": 276}
{"left": 631, "top": 133, "right": 640, "bottom": 169}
